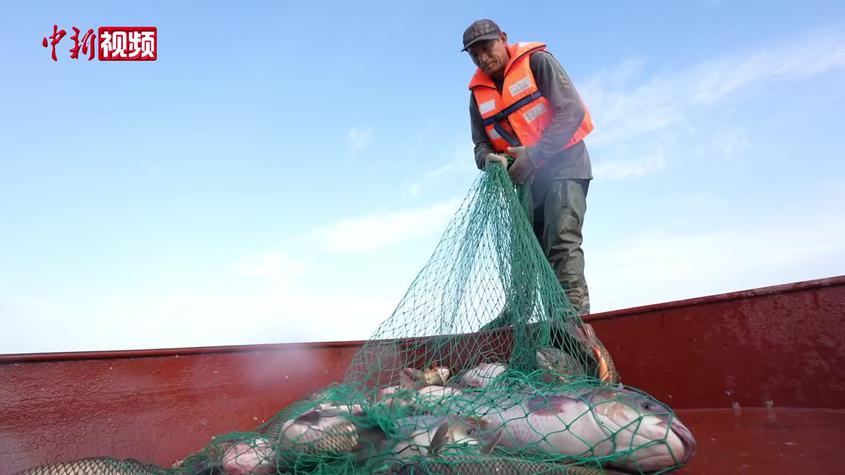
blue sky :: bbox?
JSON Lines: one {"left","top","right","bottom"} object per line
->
{"left": 1, "top": 1, "right": 844, "bottom": 353}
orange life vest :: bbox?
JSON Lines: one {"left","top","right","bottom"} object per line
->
{"left": 469, "top": 42, "right": 593, "bottom": 153}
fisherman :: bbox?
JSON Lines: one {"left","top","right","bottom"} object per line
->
{"left": 463, "top": 19, "right": 594, "bottom": 315}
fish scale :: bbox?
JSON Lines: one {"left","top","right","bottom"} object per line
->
{"left": 280, "top": 419, "right": 360, "bottom": 453}
{"left": 19, "top": 457, "right": 167, "bottom": 475}
{"left": 390, "top": 456, "right": 628, "bottom": 475}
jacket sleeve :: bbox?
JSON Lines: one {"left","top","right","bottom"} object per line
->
{"left": 527, "top": 51, "right": 587, "bottom": 164}
{"left": 470, "top": 94, "right": 496, "bottom": 170}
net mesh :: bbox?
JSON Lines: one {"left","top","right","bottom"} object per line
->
{"left": 22, "top": 164, "right": 694, "bottom": 474}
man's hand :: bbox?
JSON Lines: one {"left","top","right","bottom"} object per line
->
{"left": 485, "top": 153, "right": 509, "bottom": 168}
{"left": 507, "top": 146, "right": 536, "bottom": 184}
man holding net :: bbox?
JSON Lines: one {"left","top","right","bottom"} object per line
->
{"left": 464, "top": 19, "right": 594, "bottom": 315}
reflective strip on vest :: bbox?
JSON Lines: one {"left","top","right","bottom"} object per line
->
{"left": 508, "top": 77, "right": 532, "bottom": 96}
{"left": 523, "top": 102, "right": 546, "bottom": 122}
{"left": 479, "top": 99, "right": 496, "bottom": 115}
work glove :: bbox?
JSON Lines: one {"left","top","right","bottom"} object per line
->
{"left": 507, "top": 146, "right": 536, "bottom": 184}
{"left": 484, "top": 152, "right": 509, "bottom": 169}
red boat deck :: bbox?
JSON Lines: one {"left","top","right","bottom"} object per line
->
{"left": 675, "top": 408, "right": 844, "bottom": 473}
{"left": 2, "top": 276, "right": 843, "bottom": 474}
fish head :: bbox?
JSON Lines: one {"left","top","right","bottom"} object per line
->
{"left": 393, "top": 415, "right": 482, "bottom": 457}
{"left": 425, "top": 417, "right": 483, "bottom": 457}
{"left": 314, "top": 402, "right": 365, "bottom": 417}
{"left": 399, "top": 368, "right": 424, "bottom": 387}
{"left": 536, "top": 347, "right": 563, "bottom": 370}
{"left": 444, "top": 415, "right": 482, "bottom": 445}
{"left": 481, "top": 363, "right": 508, "bottom": 378}
{"left": 588, "top": 387, "right": 696, "bottom": 472}
{"left": 434, "top": 366, "right": 451, "bottom": 384}
{"left": 457, "top": 362, "right": 508, "bottom": 388}
{"left": 221, "top": 437, "right": 275, "bottom": 475}
{"left": 536, "top": 347, "right": 584, "bottom": 375}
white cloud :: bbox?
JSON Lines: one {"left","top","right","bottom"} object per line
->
{"left": 580, "top": 29, "right": 845, "bottom": 179}
{"left": 345, "top": 127, "right": 373, "bottom": 154}
{"left": 588, "top": 216, "right": 845, "bottom": 312}
{"left": 138, "top": 290, "right": 395, "bottom": 345}
{"left": 316, "top": 199, "right": 461, "bottom": 253}
{"left": 4, "top": 196, "right": 466, "bottom": 352}
{"left": 689, "top": 32, "right": 845, "bottom": 104}
{"left": 404, "top": 142, "right": 477, "bottom": 197}
{"left": 592, "top": 147, "right": 666, "bottom": 179}
{"left": 0, "top": 288, "right": 399, "bottom": 353}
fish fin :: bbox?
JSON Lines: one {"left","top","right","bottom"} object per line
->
{"left": 527, "top": 395, "right": 580, "bottom": 415}
{"left": 481, "top": 428, "right": 503, "bottom": 454}
{"left": 294, "top": 409, "right": 321, "bottom": 425}
{"left": 581, "top": 322, "right": 598, "bottom": 342}
{"left": 428, "top": 422, "right": 450, "bottom": 456}
{"left": 398, "top": 368, "right": 414, "bottom": 387}
{"left": 354, "top": 426, "right": 387, "bottom": 461}
{"left": 427, "top": 365, "right": 450, "bottom": 386}
{"left": 595, "top": 342, "right": 620, "bottom": 384}
{"left": 400, "top": 368, "right": 424, "bottom": 388}
{"left": 569, "top": 322, "right": 597, "bottom": 353}
{"left": 423, "top": 368, "right": 443, "bottom": 386}
{"left": 536, "top": 348, "right": 552, "bottom": 369}
{"left": 593, "top": 346, "right": 611, "bottom": 383}
{"left": 464, "top": 415, "right": 489, "bottom": 430}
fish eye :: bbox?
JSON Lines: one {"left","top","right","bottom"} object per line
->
{"left": 640, "top": 401, "right": 655, "bottom": 411}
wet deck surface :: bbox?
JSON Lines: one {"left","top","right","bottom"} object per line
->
{"left": 675, "top": 407, "right": 844, "bottom": 473}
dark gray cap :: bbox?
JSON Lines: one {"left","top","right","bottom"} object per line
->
{"left": 461, "top": 19, "right": 502, "bottom": 51}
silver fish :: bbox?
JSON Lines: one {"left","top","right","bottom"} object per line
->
{"left": 376, "top": 385, "right": 464, "bottom": 412}
{"left": 389, "top": 415, "right": 481, "bottom": 459}
{"left": 536, "top": 347, "right": 588, "bottom": 382}
{"left": 399, "top": 366, "right": 451, "bottom": 388}
{"left": 415, "top": 385, "right": 465, "bottom": 407}
{"left": 475, "top": 386, "right": 696, "bottom": 472}
{"left": 453, "top": 363, "right": 508, "bottom": 389}
{"left": 278, "top": 409, "right": 361, "bottom": 454}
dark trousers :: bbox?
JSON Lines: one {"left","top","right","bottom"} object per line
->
{"left": 530, "top": 178, "right": 590, "bottom": 315}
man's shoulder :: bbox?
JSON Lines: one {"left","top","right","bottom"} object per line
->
{"left": 528, "top": 49, "right": 568, "bottom": 79}
{"left": 529, "top": 49, "right": 557, "bottom": 67}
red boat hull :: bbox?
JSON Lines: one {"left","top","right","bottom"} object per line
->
{"left": 2, "top": 276, "right": 843, "bottom": 474}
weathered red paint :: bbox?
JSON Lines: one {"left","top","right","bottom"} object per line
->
{"left": 1, "top": 276, "right": 843, "bottom": 474}
{"left": 0, "top": 342, "right": 361, "bottom": 473}
{"left": 584, "top": 275, "right": 845, "bottom": 409}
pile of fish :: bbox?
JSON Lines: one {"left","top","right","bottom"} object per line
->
{"left": 189, "top": 344, "right": 693, "bottom": 474}
{"left": 20, "top": 326, "right": 695, "bottom": 475}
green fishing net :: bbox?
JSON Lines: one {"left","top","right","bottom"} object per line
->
{"left": 23, "top": 164, "right": 694, "bottom": 475}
